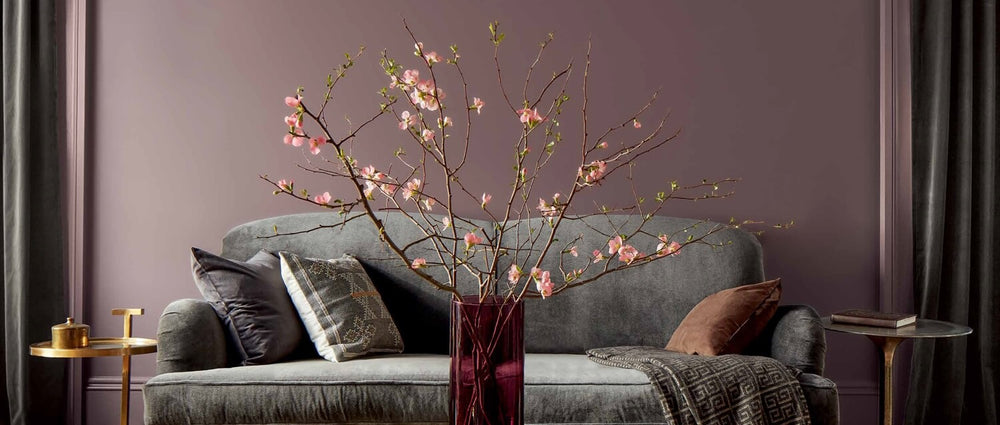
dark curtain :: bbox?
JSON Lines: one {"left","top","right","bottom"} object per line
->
{"left": 908, "top": 0, "right": 998, "bottom": 424}
{"left": 2, "top": 0, "right": 68, "bottom": 424}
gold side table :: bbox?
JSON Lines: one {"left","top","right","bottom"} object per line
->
{"left": 30, "top": 308, "right": 156, "bottom": 425}
{"left": 822, "top": 317, "right": 972, "bottom": 425}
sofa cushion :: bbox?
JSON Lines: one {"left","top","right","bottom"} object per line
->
{"left": 666, "top": 278, "right": 782, "bottom": 355}
{"left": 190, "top": 248, "right": 303, "bottom": 365}
{"left": 143, "top": 353, "right": 665, "bottom": 424}
{"left": 279, "top": 252, "right": 404, "bottom": 362}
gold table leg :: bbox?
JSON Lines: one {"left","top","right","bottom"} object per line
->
{"left": 113, "top": 308, "right": 142, "bottom": 425}
{"left": 866, "top": 336, "right": 904, "bottom": 425}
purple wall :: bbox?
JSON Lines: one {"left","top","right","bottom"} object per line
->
{"left": 84, "top": 1, "right": 882, "bottom": 423}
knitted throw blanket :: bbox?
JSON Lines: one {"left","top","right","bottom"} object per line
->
{"left": 587, "top": 346, "right": 811, "bottom": 425}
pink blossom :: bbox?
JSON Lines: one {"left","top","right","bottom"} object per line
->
{"left": 481, "top": 193, "right": 492, "bottom": 209}
{"left": 608, "top": 236, "right": 623, "bottom": 255}
{"left": 361, "top": 165, "right": 384, "bottom": 181}
{"left": 422, "top": 198, "right": 435, "bottom": 211}
{"left": 517, "top": 108, "right": 546, "bottom": 126}
{"left": 411, "top": 258, "right": 427, "bottom": 269}
{"left": 464, "top": 231, "right": 483, "bottom": 250}
{"left": 410, "top": 81, "right": 446, "bottom": 111}
{"left": 292, "top": 136, "right": 305, "bottom": 147}
{"left": 421, "top": 128, "right": 435, "bottom": 142}
{"left": 617, "top": 245, "right": 639, "bottom": 264}
{"left": 283, "top": 134, "right": 294, "bottom": 145}
{"left": 389, "top": 75, "right": 400, "bottom": 89}
{"left": 284, "top": 113, "right": 302, "bottom": 128}
{"left": 569, "top": 246, "right": 578, "bottom": 257}
{"left": 380, "top": 183, "right": 399, "bottom": 196}
{"left": 530, "top": 267, "right": 542, "bottom": 280}
{"left": 424, "top": 51, "right": 442, "bottom": 65}
{"left": 314, "top": 191, "right": 332, "bottom": 205}
{"left": 580, "top": 160, "right": 607, "bottom": 183}
{"left": 414, "top": 42, "right": 424, "bottom": 54}
{"left": 277, "top": 179, "right": 293, "bottom": 191}
{"left": 656, "top": 240, "right": 682, "bottom": 257}
{"left": 508, "top": 264, "right": 522, "bottom": 284}
{"left": 363, "top": 181, "right": 377, "bottom": 199}
{"left": 537, "top": 198, "right": 558, "bottom": 217}
{"left": 437, "top": 116, "right": 453, "bottom": 128}
{"left": 308, "top": 136, "right": 326, "bottom": 155}
{"left": 592, "top": 250, "right": 606, "bottom": 263}
{"left": 534, "top": 269, "right": 554, "bottom": 298}
{"left": 598, "top": 141, "right": 608, "bottom": 149}
{"left": 284, "top": 95, "right": 301, "bottom": 108}
{"left": 399, "top": 111, "right": 416, "bottom": 130}
{"left": 633, "top": 119, "right": 642, "bottom": 128}
{"left": 401, "top": 69, "right": 420, "bottom": 86}
{"left": 403, "top": 179, "right": 422, "bottom": 200}
{"left": 472, "top": 97, "right": 485, "bottom": 114}
{"left": 442, "top": 216, "right": 451, "bottom": 228}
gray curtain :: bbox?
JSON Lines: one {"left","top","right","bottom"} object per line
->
{"left": 908, "top": 0, "right": 998, "bottom": 424}
{"left": 2, "top": 0, "right": 68, "bottom": 424}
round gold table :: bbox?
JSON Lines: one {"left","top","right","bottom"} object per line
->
{"left": 822, "top": 317, "right": 972, "bottom": 425}
{"left": 29, "top": 309, "right": 155, "bottom": 425}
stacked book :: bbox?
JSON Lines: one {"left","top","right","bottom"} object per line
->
{"left": 831, "top": 309, "right": 917, "bottom": 328}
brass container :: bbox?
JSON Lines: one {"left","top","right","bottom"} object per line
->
{"left": 51, "top": 317, "right": 89, "bottom": 349}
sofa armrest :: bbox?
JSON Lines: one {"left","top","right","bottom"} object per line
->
{"left": 745, "top": 305, "right": 827, "bottom": 375}
{"left": 156, "top": 299, "right": 228, "bottom": 374}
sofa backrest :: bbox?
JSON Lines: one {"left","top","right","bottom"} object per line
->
{"left": 222, "top": 212, "right": 764, "bottom": 355}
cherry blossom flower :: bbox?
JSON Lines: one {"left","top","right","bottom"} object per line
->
{"left": 283, "top": 134, "right": 294, "bottom": 145}
{"left": 579, "top": 160, "right": 607, "bottom": 183}
{"left": 361, "top": 165, "right": 384, "bottom": 181}
{"left": 308, "top": 136, "right": 326, "bottom": 155}
{"left": 399, "top": 111, "right": 416, "bottom": 130}
{"left": 402, "top": 69, "right": 420, "bottom": 86}
{"left": 464, "top": 231, "right": 483, "bottom": 250}
{"left": 423, "top": 198, "right": 435, "bottom": 211}
{"left": 314, "top": 192, "right": 332, "bottom": 205}
{"left": 442, "top": 216, "right": 451, "bottom": 229}
{"left": 532, "top": 269, "right": 554, "bottom": 298}
{"left": 363, "top": 181, "right": 377, "bottom": 199}
{"left": 633, "top": 119, "right": 642, "bottom": 129}
{"left": 592, "top": 250, "right": 606, "bottom": 263}
{"left": 437, "top": 116, "right": 453, "bottom": 128}
{"left": 537, "top": 198, "right": 558, "bottom": 217}
{"left": 569, "top": 246, "right": 578, "bottom": 257}
{"left": 380, "top": 183, "right": 398, "bottom": 196}
{"left": 608, "top": 236, "right": 623, "bottom": 255}
{"left": 481, "top": 193, "right": 492, "bottom": 209}
{"left": 285, "top": 95, "right": 302, "bottom": 108}
{"left": 517, "top": 108, "right": 546, "bottom": 127}
{"left": 424, "top": 51, "right": 442, "bottom": 65}
{"left": 530, "top": 267, "right": 542, "bottom": 280}
{"left": 414, "top": 42, "right": 424, "bottom": 55}
{"left": 617, "top": 245, "right": 639, "bottom": 264}
{"left": 508, "top": 264, "right": 522, "bottom": 284}
{"left": 422, "top": 128, "right": 436, "bottom": 142}
{"left": 411, "top": 258, "right": 427, "bottom": 269}
{"left": 277, "top": 179, "right": 293, "bottom": 191}
{"left": 656, "top": 238, "right": 682, "bottom": 257}
{"left": 284, "top": 113, "right": 302, "bottom": 128}
{"left": 403, "top": 179, "right": 422, "bottom": 200}
{"left": 598, "top": 141, "right": 608, "bottom": 149}
{"left": 472, "top": 97, "right": 485, "bottom": 114}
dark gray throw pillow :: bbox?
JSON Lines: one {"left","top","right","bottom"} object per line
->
{"left": 279, "top": 252, "right": 403, "bottom": 362}
{"left": 191, "top": 248, "right": 303, "bottom": 365}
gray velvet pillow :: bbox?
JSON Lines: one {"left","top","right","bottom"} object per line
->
{"left": 191, "top": 248, "right": 303, "bottom": 365}
{"left": 279, "top": 252, "right": 403, "bottom": 362}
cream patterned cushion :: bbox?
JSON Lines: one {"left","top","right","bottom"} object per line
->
{"left": 279, "top": 252, "right": 403, "bottom": 362}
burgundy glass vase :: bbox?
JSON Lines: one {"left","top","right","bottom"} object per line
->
{"left": 449, "top": 295, "right": 524, "bottom": 425}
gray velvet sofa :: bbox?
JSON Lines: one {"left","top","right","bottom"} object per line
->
{"left": 144, "top": 212, "right": 839, "bottom": 424}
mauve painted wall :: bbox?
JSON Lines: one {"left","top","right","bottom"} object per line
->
{"left": 84, "top": 1, "right": 881, "bottom": 423}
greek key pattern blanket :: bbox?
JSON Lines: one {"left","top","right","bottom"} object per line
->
{"left": 587, "top": 346, "right": 811, "bottom": 425}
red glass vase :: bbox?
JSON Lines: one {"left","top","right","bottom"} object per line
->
{"left": 449, "top": 295, "right": 524, "bottom": 425}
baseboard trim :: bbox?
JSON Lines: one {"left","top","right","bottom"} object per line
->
{"left": 85, "top": 375, "right": 150, "bottom": 392}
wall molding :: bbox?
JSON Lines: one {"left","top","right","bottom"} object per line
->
{"left": 879, "top": 0, "right": 913, "bottom": 314}
{"left": 86, "top": 376, "right": 150, "bottom": 392}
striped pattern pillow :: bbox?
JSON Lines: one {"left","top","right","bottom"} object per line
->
{"left": 279, "top": 252, "right": 403, "bottom": 362}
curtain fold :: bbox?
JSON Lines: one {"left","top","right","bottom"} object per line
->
{"left": 908, "top": 0, "right": 998, "bottom": 424}
{"left": 2, "top": 0, "right": 68, "bottom": 424}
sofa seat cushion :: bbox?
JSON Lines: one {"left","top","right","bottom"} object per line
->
{"left": 143, "top": 353, "right": 665, "bottom": 424}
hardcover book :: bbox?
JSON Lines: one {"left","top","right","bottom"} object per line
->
{"left": 831, "top": 309, "right": 917, "bottom": 328}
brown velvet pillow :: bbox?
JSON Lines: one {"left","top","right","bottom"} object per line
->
{"left": 666, "top": 278, "right": 782, "bottom": 356}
